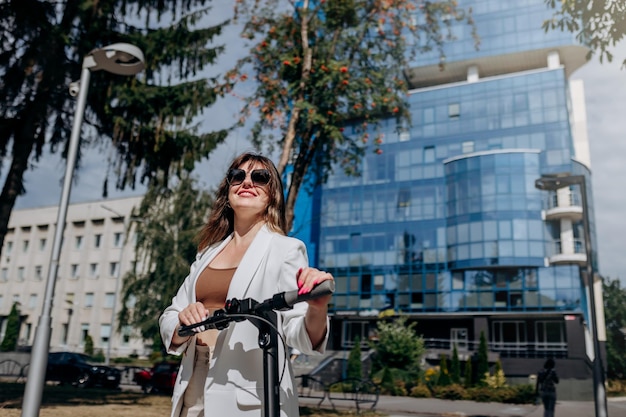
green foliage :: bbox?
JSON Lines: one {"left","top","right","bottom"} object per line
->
{"left": 485, "top": 359, "right": 506, "bottom": 388}
{"left": 92, "top": 349, "right": 105, "bottom": 363}
{"left": 0, "top": 302, "right": 20, "bottom": 351}
{"left": 464, "top": 358, "right": 473, "bottom": 388}
{"left": 84, "top": 334, "right": 94, "bottom": 356}
{"left": 369, "top": 316, "right": 425, "bottom": 377}
{"left": 376, "top": 367, "right": 408, "bottom": 396}
{"left": 476, "top": 331, "right": 489, "bottom": 386}
{"left": 346, "top": 336, "right": 363, "bottom": 380}
{"left": 432, "top": 384, "right": 468, "bottom": 401}
{"left": 229, "top": 0, "right": 477, "bottom": 230}
{"left": 543, "top": 0, "right": 626, "bottom": 67}
{"left": 409, "top": 384, "right": 432, "bottom": 398}
{"left": 450, "top": 344, "right": 461, "bottom": 384}
{"left": 119, "top": 174, "right": 214, "bottom": 342}
{"left": 0, "top": 1, "right": 230, "bottom": 257}
{"left": 602, "top": 277, "right": 626, "bottom": 379}
{"left": 438, "top": 355, "right": 451, "bottom": 386}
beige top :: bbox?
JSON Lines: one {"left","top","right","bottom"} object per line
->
{"left": 194, "top": 265, "right": 236, "bottom": 346}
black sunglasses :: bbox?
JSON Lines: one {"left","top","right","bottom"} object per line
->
{"left": 227, "top": 168, "right": 271, "bottom": 186}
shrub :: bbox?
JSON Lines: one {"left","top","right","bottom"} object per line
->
{"left": 438, "top": 355, "right": 451, "bottom": 386}
{"left": 504, "top": 384, "right": 536, "bottom": 404}
{"left": 433, "top": 383, "right": 468, "bottom": 400}
{"left": 409, "top": 384, "right": 432, "bottom": 398}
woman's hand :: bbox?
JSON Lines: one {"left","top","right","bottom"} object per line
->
{"left": 171, "top": 302, "right": 209, "bottom": 346}
{"left": 296, "top": 267, "right": 334, "bottom": 308}
{"left": 297, "top": 267, "right": 333, "bottom": 350}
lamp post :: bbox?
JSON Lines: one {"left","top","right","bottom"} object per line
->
{"left": 535, "top": 173, "right": 607, "bottom": 417}
{"left": 101, "top": 204, "right": 141, "bottom": 365}
{"left": 21, "top": 43, "right": 144, "bottom": 417}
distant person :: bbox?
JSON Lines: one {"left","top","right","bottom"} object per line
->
{"left": 536, "top": 358, "right": 559, "bottom": 417}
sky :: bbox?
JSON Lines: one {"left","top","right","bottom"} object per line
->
{"left": 5, "top": 8, "right": 626, "bottom": 281}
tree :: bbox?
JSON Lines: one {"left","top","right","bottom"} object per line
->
{"left": 476, "top": 330, "right": 489, "bottom": 386}
{"left": 84, "top": 333, "right": 94, "bottom": 356}
{"left": 369, "top": 316, "right": 424, "bottom": 377}
{"left": 438, "top": 354, "right": 451, "bottom": 386}
{"left": 119, "top": 173, "right": 214, "bottom": 344}
{"left": 602, "top": 276, "right": 626, "bottom": 379}
{"left": 0, "top": 1, "right": 231, "bottom": 257}
{"left": 543, "top": 0, "right": 626, "bottom": 67}
{"left": 450, "top": 343, "right": 461, "bottom": 384}
{"left": 229, "top": 0, "right": 477, "bottom": 230}
{"left": 463, "top": 357, "right": 472, "bottom": 388}
{"left": 347, "top": 335, "right": 363, "bottom": 380}
{"left": 0, "top": 302, "right": 20, "bottom": 351}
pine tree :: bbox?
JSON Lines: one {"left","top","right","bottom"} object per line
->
{"left": 228, "top": 0, "right": 478, "bottom": 231}
{"left": 0, "top": 302, "right": 20, "bottom": 351}
{"left": 463, "top": 357, "right": 473, "bottom": 388}
{"left": 0, "top": 1, "right": 230, "bottom": 256}
{"left": 476, "top": 331, "right": 489, "bottom": 386}
{"left": 347, "top": 335, "right": 363, "bottom": 380}
{"left": 438, "top": 354, "right": 451, "bottom": 386}
{"left": 84, "top": 334, "right": 94, "bottom": 356}
{"left": 450, "top": 344, "right": 461, "bottom": 384}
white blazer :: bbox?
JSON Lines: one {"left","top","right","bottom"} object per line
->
{"left": 159, "top": 225, "right": 329, "bottom": 417}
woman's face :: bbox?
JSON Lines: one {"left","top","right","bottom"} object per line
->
{"left": 227, "top": 161, "right": 271, "bottom": 220}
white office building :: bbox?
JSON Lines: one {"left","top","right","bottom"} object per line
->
{"left": 0, "top": 196, "right": 150, "bottom": 359}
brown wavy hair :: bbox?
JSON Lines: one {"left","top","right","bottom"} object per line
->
{"left": 197, "top": 152, "right": 286, "bottom": 251}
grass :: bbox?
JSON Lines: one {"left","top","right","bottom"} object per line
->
{"left": 0, "top": 383, "right": 383, "bottom": 417}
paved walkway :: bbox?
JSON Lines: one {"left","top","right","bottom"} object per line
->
{"left": 300, "top": 394, "right": 626, "bottom": 417}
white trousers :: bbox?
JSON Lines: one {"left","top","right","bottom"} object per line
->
{"left": 180, "top": 344, "right": 213, "bottom": 417}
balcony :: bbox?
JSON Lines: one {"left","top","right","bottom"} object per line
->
{"left": 547, "top": 239, "right": 587, "bottom": 266}
{"left": 543, "top": 192, "right": 583, "bottom": 221}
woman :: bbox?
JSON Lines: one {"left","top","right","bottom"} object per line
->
{"left": 536, "top": 358, "right": 559, "bottom": 417}
{"left": 159, "top": 152, "right": 333, "bottom": 417}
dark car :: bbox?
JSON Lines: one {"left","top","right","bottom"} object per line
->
{"left": 46, "top": 352, "right": 121, "bottom": 389}
{"left": 133, "top": 361, "right": 179, "bottom": 394}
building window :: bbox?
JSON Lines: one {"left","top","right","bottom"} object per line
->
{"left": 28, "top": 294, "right": 38, "bottom": 309}
{"left": 17, "top": 267, "right": 25, "bottom": 281}
{"left": 84, "top": 293, "right": 94, "bottom": 308}
{"left": 109, "top": 262, "right": 119, "bottom": 277}
{"left": 39, "top": 238, "right": 46, "bottom": 251}
{"left": 22, "top": 240, "right": 29, "bottom": 252}
{"left": 80, "top": 324, "right": 89, "bottom": 345}
{"left": 100, "top": 324, "right": 111, "bottom": 344}
{"left": 75, "top": 236, "right": 83, "bottom": 249}
{"left": 535, "top": 321, "right": 566, "bottom": 350}
{"left": 462, "top": 141, "right": 474, "bottom": 153}
{"left": 70, "top": 264, "right": 79, "bottom": 279}
{"left": 6, "top": 241, "right": 13, "bottom": 255}
{"left": 104, "top": 293, "right": 115, "bottom": 309}
{"left": 448, "top": 103, "right": 460, "bottom": 118}
{"left": 114, "top": 232, "right": 123, "bottom": 247}
{"left": 424, "top": 146, "right": 435, "bottom": 163}
{"left": 34, "top": 265, "right": 43, "bottom": 280}
{"left": 89, "top": 263, "right": 99, "bottom": 278}
{"left": 492, "top": 320, "right": 527, "bottom": 351}
{"left": 122, "top": 326, "right": 132, "bottom": 345}
{"left": 1, "top": 268, "right": 8, "bottom": 282}
{"left": 0, "top": 294, "right": 3, "bottom": 309}
{"left": 94, "top": 234, "right": 102, "bottom": 249}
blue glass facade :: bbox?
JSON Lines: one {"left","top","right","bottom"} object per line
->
{"left": 292, "top": 0, "right": 601, "bottom": 388}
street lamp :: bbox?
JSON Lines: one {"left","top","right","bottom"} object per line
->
{"left": 21, "top": 43, "right": 144, "bottom": 417}
{"left": 101, "top": 204, "right": 141, "bottom": 365}
{"left": 535, "top": 173, "right": 607, "bottom": 417}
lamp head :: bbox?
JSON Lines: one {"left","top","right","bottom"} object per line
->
{"left": 84, "top": 43, "right": 145, "bottom": 76}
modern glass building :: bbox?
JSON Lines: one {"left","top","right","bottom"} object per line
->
{"left": 295, "top": 0, "right": 605, "bottom": 398}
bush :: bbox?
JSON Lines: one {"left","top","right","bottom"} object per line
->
{"left": 503, "top": 384, "right": 536, "bottom": 404}
{"left": 433, "top": 383, "right": 468, "bottom": 400}
{"left": 409, "top": 384, "right": 432, "bottom": 398}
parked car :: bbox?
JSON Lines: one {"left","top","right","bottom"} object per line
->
{"left": 45, "top": 352, "right": 121, "bottom": 389}
{"left": 133, "top": 361, "right": 179, "bottom": 394}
